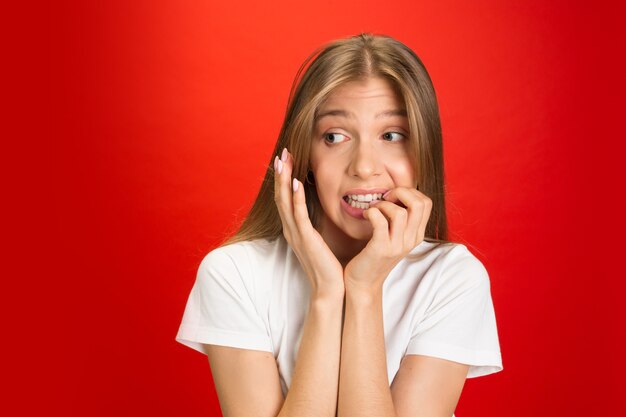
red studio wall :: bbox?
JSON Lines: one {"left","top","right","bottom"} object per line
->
{"left": 28, "top": 0, "right": 625, "bottom": 415}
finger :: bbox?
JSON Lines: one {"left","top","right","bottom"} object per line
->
{"left": 417, "top": 195, "right": 432, "bottom": 242}
{"left": 386, "top": 187, "right": 431, "bottom": 246}
{"left": 385, "top": 187, "right": 420, "bottom": 242}
{"left": 369, "top": 201, "right": 407, "bottom": 247}
{"left": 381, "top": 189, "right": 405, "bottom": 206}
{"left": 291, "top": 178, "right": 314, "bottom": 234}
{"left": 363, "top": 207, "right": 390, "bottom": 245}
{"left": 273, "top": 148, "right": 296, "bottom": 236}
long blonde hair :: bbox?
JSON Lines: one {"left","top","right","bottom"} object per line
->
{"left": 225, "top": 34, "right": 447, "bottom": 245}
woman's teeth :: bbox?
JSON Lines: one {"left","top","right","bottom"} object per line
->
{"left": 345, "top": 193, "right": 383, "bottom": 209}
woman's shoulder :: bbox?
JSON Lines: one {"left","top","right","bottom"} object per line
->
{"left": 203, "top": 237, "right": 286, "bottom": 262}
{"left": 406, "top": 240, "right": 483, "bottom": 264}
{"left": 198, "top": 237, "right": 291, "bottom": 279}
{"left": 396, "top": 240, "right": 489, "bottom": 288}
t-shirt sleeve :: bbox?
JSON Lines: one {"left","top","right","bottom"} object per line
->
{"left": 175, "top": 246, "right": 273, "bottom": 354}
{"left": 406, "top": 247, "right": 503, "bottom": 378}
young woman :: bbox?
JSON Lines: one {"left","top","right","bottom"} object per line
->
{"left": 177, "top": 34, "right": 502, "bottom": 417}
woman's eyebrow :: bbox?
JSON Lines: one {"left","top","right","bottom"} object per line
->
{"left": 315, "top": 108, "right": 407, "bottom": 121}
{"left": 375, "top": 109, "right": 407, "bottom": 119}
{"left": 315, "top": 109, "right": 351, "bottom": 121}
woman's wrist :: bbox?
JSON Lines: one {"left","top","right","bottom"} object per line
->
{"left": 344, "top": 277, "right": 384, "bottom": 306}
{"left": 310, "top": 283, "right": 345, "bottom": 306}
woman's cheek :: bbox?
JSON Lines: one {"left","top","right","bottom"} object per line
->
{"left": 377, "top": 144, "right": 413, "bottom": 182}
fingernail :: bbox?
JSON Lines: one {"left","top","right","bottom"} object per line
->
{"left": 273, "top": 156, "right": 278, "bottom": 171}
{"left": 281, "top": 148, "right": 288, "bottom": 162}
{"left": 292, "top": 178, "right": 299, "bottom": 192}
{"left": 383, "top": 191, "right": 391, "bottom": 200}
{"left": 369, "top": 200, "right": 380, "bottom": 206}
{"left": 277, "top": 159, "right": 283, "bottom": 174}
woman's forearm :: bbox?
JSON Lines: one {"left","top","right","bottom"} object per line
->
{"left": 278, "top": 292, "right": 344, "bottom": 417}
{"left": 338, "top": 286, "right": 397, "bottom": 417}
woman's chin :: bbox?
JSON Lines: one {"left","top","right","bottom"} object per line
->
{"left": 317, "top": 212, "right": 374, "bottom": 246}
{"left": 343, "top": 224, "right": 374, "bottom": 242}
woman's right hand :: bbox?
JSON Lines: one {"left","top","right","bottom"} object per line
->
{"left": 274, "top": 148, "right": 344, "bottom": 300}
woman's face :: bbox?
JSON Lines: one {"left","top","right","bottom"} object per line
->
{"left": 310, "top": 76, "right": 417, "bottom": 244}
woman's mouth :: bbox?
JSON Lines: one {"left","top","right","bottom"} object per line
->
{"left": 342, "top": 193, "right": 384, "bottom": 210}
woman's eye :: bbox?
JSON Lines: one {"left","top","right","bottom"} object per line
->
{"left": 324, "top": 132, "right": 349, "bottom": 144}
{"left": 382, "top": 132, "right": 405, "bottom": 142}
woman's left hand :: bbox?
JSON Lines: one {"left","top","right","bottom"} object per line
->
{"left": 344, "top": 187, "right": 432, "bottom": 295}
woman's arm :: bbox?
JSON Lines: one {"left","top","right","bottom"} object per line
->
{"left": 338, "top": 286, "right": 393, "bottom": 416}
{"left": 200, "top": 149, "right": 346, "bottom": 417}
{"left": 206, "top": 346, "right": 283, "bottom": 417}
{"left": 339, "top": 285, "right": 469, "bottom": 417}
{"left": 390, "top": 355, "right": 468, "bottom": 417}
{"left": 282, "top": 293, "right": 343, "bottom": 416}
{"left": 272, "top": 149, "right": 345, "bottom": 416}
{"left": 206, "top": 290, "right": 343, "bottom": 417}
{"left": 338, "top": 187, "right": 468, "bottom": 417}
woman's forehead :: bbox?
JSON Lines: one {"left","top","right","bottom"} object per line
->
{"left": 316, "top": 78, "right": 406, "bottom": 119}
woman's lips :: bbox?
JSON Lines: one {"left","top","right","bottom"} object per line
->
{"left": 341, "top": 197, "right": 368, "bottom": 219}
{"left": 341, "top": 189, "right": 389, "bottom": 219}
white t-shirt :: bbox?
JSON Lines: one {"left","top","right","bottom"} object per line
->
{"left": 176, "top": 237, "right": 502, "bottom": 395}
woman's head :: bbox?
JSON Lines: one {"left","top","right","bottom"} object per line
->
{"left": 228, "top": 34, "right": 447, "bottom": 244}
{"left": 310, "top": 76, "right": 417, "bottom": 245}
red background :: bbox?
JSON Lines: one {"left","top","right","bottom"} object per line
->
{"left": 17, "top": 0, "right": 625, "bottom": 415}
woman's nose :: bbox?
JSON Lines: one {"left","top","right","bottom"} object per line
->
{"left": 348, "top": 140, "right": 381, "bottom": 179}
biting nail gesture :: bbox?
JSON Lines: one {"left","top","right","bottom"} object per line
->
{"left": 344, "top": 187, "right": 432, "bottom": 293}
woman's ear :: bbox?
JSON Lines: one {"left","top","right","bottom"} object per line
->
{"left": 306, "top": 171, "right": 316, "bottom": 185}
